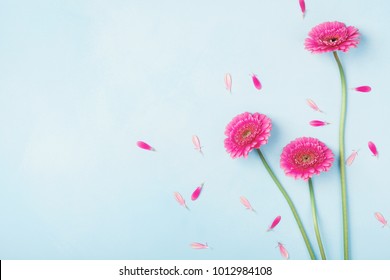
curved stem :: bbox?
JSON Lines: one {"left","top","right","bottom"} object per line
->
{"left": 256, "top": 149, "right": 316, "bottom": 260}
{"left": 333, "top": 51, "right": 349, "bottom": 260}
{"left": 308, "top": 178, "right": 326, "bottom": 260}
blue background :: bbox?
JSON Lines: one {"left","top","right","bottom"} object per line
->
{"left": 1, "top": 0, "right": 389, "bottom": 260}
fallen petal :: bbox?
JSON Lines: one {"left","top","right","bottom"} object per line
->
{"left": 174, "top": 192, "right": 189, "bottom": 210}
{"left": 240, "top": 196, "right": 255, "bottom": 212}
{"left": 374, "top": 212, "right": 388, "bottom": 227}
{"left": 190, "top": 242, "right": 209, "bottom": 249}
{"left": 306, "top": 99, "right": 323, "bottom": 113}
{"left": 267, "top": 215, "right": 282, "bottom": 231}
{"left": 353, "top": 86, "right": 371, "bottom": 93}
{"left": 277, "top": 242, "right": 289, "bottom": 260}
{"left": 368, "top": 141, "right": 378, "bottom": 157}
{"left": 251, "top": 74, "right": 262, "bottom": 90}
{"left": 299, "top": 0, "right": 306, "bottom": 18}
{"left": 309, "top": 120, "right": 330, "bottom": 127}
{"left": 136, "top": 141, "right": 155, "bottom": 151}
{"left": 191, "top": 183, "right": 204, "bottom": 201}
{"left": 224, "top": 73, "right": 232, "bottom": 92}
{"left": 346, "top": 150, "right": 358, "bottom": 166}
{"left": 192, "top": 135, "right": 203, "bottom": 155}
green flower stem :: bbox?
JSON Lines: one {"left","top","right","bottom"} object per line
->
{"left": 256, "top": 149, "right": 316, "bottom": 260}
{"left": 333, "top": 51, "right": 349, "bottom": 260}
{"left": 308, "top": 178, "right": 326, "bottom": 260}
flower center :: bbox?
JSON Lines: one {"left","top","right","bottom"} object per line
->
{"left": 301, "top": 154, "right": 311, "bottom": 162}
{"left": 242, "top": 130, "right": 252, "bottom": 138}
{"left": 293, "top": 150, "right": 318, "bottom": 169}
{"left": 233, "top": 122, "right": 259, "bottom": 145}
{"left": 321, "top": 34, "right": 343, "bottom": 46}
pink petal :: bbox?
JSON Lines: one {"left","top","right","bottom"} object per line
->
{"left": 251, "top": 74, "right": 262, "bottom": 90}
{"left": 267, "top": 215, "right": 282, "bottom": 231}
{"left": 191, "top": 183, "right": 204, "bottom": 201}
{"left": 353, "top": 86, "right": 371, "bottom": 93}
{"left": 174, "top": 192, "right": 189, "bottom": 210}
{"left": 306, "top": 99, "right": 323, "bottom": 113}
{"left": 309, "top": 120, "right": 330, "bottom": 127}
{"left": 224, "top": 73, "right": 232, "bottom": 92}
{"left": 278, "top": 242, "right": 289, "bottom": 259}
{"left": 240, "top": 196, "right": 255, "bottom": 212}
{"left": 368, "top": 141, "right": 378, "bottom": 157}
{"left": 374, "top": 212, "right": 388, "bottom": 227}
{"left": 190, "top": 242, "right": 209, "bottom": 249}
{"left": 346, "top": 150, "right": 358, "bottom": 166}
{"left": 299, "top": 0, "right": 306, "bottom": 18}
{"left": 192, "top": 135, "right": 203, "bottom": 154}
{"left": 136, "top": 141, "right": 155, "bottom": 151}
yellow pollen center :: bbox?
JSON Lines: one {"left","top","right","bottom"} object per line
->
{"left": 302, "top": 155, "right": 311, "bottom": 162}
{"left": 242, "top": 130, "right": 252, "bottom": 138}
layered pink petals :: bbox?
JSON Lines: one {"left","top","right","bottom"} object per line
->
{"left": 305, "top": 21, "right": 360, "bottom": 54}
{"left": 224, "top": 112, "right": 272, "bottom": 158}
{"left": 280, "top": 137, "right": 334, "bottom": 181}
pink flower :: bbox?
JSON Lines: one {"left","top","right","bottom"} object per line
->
{"left": 305, "top": 21, "right": 360, "bottom": 54}
{"left": 280, "top": 137, "right": 334, "bottom": 181}
{"left": 224, "top": 112, "right": 272, "bottom": 158}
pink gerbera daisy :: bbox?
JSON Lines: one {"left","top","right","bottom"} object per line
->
{"left": 224, "top": 112, "right": 272, "bottom": 158}
{"left": 305, "top": 21, "right": 360, "bottom": 54}
{"left": 280, "top": 137, "right": 334, "bottom": 181}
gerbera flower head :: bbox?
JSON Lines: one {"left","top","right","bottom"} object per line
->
{"left": 224, "top": 112, "right": 272, "bottom": 158}
{"left": 305, "top": 21, "right": 360, "bottom": 54}
{"left": 280, "top": 137, "right": 334, "bottom": 181}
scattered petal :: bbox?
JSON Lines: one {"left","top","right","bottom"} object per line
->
{"left": 251, "top": 74, "right": 262, "bottom": 90}
{"left": 174, "top": 192, "right": 189, "bottom": 210}
{"left": 299, "top": 0, "right": 306, "bottom": 18}
{"left": 240, "top": 196, "right": 255, "bottom": 212}
{"left": 353, "top": 86, "right": 371, "bottom": 93}
{"left": 309, "top": 120, "right": 330, "bottom": 127}
{"left": 277, "top": 242, "right": 289, "bottom": 260}
{"left": 267, "top": 216, "right": 282, "bottom": 231}
{"left": 191, "top": 183, "right": 204, "bottom": 201}
{"left": 346, "top": 150, "right": 358, "bottom": 166}
{"left": 374, "top": 212, "right": 388, "bottom": 227}
{"left": 136, "top": 141, "right": 155, "bottom": 151}
{"left": 190, "top": 242, "right": 209, "bottom": 249}
{"left": 306, "top": 99, "right": 324, "bottom": 113}
{"left": 368, "top": 141, "right": 379, "bottom": 157}
{"left": 224, "top": 73, "right": 232, "bottom": 92}
{"left": 192, "top": 135, "right": 203, "bottom": 155}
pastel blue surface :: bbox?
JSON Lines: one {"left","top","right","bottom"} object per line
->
{"left": 1, "top": 0, "right": 390, "bottom": 260}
